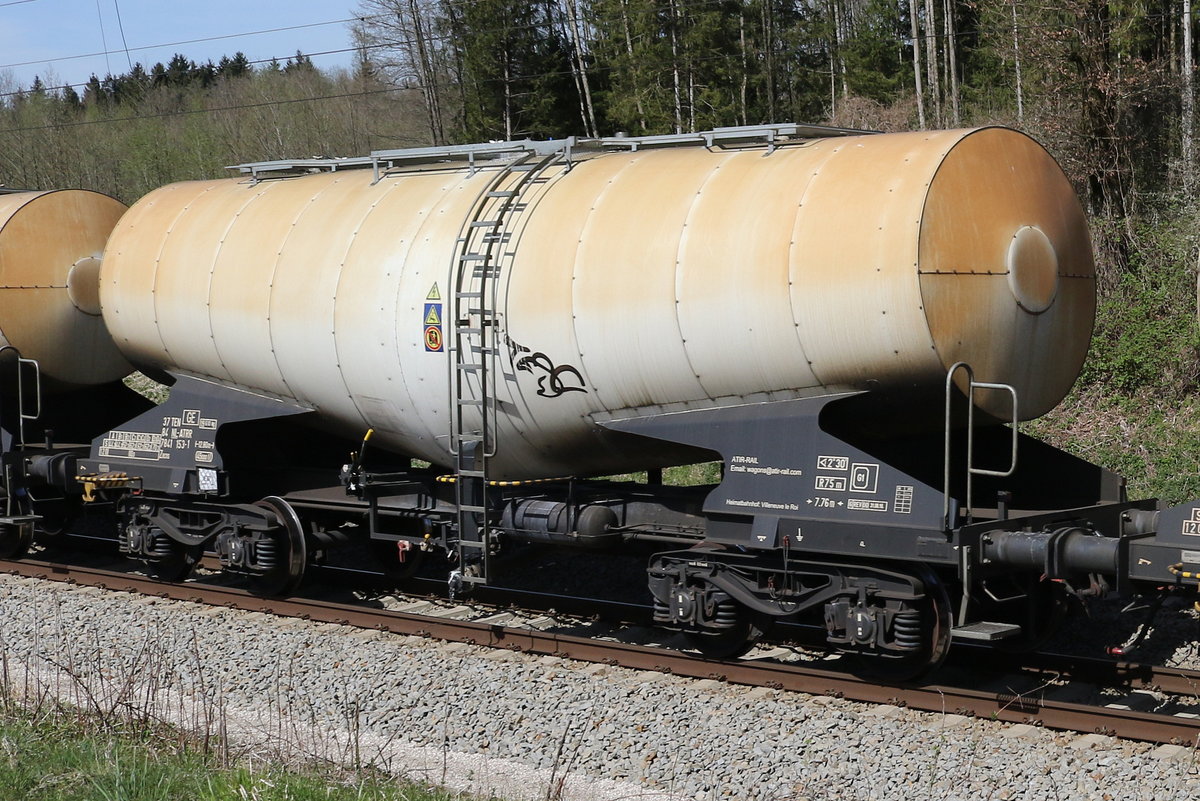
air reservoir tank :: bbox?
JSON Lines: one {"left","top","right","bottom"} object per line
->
{"left": 97, "top": 127, "right": 1095, "bottom": 478}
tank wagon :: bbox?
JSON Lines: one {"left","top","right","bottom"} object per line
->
{"left": 0, "top": 124, "right": 1197, "bottom": 678}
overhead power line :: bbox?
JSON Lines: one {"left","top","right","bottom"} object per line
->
{"left": 93, "top": 0, "right": 112, "bottom": 77}
{"left": 0, "top": 2, "right": 1180, "bottom": 129}
{"left": 0, "top": 14, "right": 386, "bottom": 71}
{"left": 112, "top": 0, "right": 134, "bottom": 71}
{"left": 0, "top": 0, "right": 743, "bottom": 99}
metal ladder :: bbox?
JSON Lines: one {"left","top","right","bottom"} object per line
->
{"left": 0, "top": 350, "right": 42, "bottom": 551}
{"left": 941, "top": 362, "right": 1019, "bottom": 529}
{"left": 447, "top": 148, "right": 573, "bottom": 590}
{"left": 0, "top": 347, "right": 41, "bottom": 452}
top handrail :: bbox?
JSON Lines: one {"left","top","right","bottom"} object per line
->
{"left": 226, "top": 122, "right": 878, "bottom": 180}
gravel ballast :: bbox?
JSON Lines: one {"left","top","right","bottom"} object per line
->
{"left": 0, "top": 573, "right": 1198, "bottom": 800}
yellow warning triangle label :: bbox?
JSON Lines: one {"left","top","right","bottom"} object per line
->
{"left": 426, "top": 283, "right": 441, "bottom": 301}
{"left": 424, "top": 305, "right": 441, "bottom": 325}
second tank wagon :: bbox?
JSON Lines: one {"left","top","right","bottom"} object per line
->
{"left": 0, "top": 189, "right": 130, "bottom": 387}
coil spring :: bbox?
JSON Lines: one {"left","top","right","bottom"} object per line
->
{"left": 652, "top": 597, "right": 671, "bottom": 625}
{"left": 710, "top": 596, "right": 740, "bottom": 631}
{"left": 147, "top": 533, "right": 174, "bottom": 560}
{"left": 117, "top": 527, "right": 174, "bottom": 560}
{"left": 892, "top": 608, "right": 923, "bottom": 651}
{"left": 255, "top": 537, "right": 279, "bottom": 570}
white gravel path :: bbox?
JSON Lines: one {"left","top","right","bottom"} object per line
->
{"left": 1, "top": 573, "right": 1199, "bottom": 800}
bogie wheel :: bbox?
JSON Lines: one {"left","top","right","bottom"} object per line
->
{"left": 683, "top": 603, "right": 769, "bottom": 660}
{"left": 852, "top": 564, "right": 953, "bottom": 683}
{"left": 148, "top": 541, "right": 201, "bottom": 583}
{"left": 251, "top": 496, "right": 307, "bottom": 597}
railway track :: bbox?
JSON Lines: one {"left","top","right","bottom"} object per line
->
{"left": 2, "top": 555, "right": 1199, "bottom": 748}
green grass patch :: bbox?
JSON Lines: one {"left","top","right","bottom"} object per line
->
{"left": 0, "top": 702, "right": 460, "bottom": 801}
{"left": 122, "top": 372, "right": 170, "bottom": 404}
{"left": 601, "top": 461, "right": 722, "bottom": 486}
{"left": 1025, "top": 205, "right": 1200, "bottom": 506}
{"left": 1026, "top": 386, "right": 1200, "bottom": 506}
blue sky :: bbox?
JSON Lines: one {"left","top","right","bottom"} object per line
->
{"left": 0, "top": 0, "right": 358, "bottom": 92}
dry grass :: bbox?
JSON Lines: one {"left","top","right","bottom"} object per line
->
{"left": 1025, "top": 384, "right": 1200, "bottom": 505}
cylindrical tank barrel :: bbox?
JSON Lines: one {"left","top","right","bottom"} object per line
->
{"left": 0, "top": 190, "right": 131, "bottom": 386}
{"left": 99, "top": 127, "right": 1095, "bottom": 479}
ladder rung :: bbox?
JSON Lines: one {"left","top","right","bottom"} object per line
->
{"left": 457, "top": 469, "right": 486, "bottom": 478}
{"left": 458, "top": 399, "right": 485, "bottom": 407}
{"left": 457, "top": 364, "right": 483, "bottom": 372}
{"left": 470, "top": 220, "right": 500, "bottom": 228}
{"left": 456, "top": 291, "right": 483, "bottom": 299}
{"left": 460, "top": 254, "right": 488, "bottom": 262}
{"left": 460, "top": 505, "right": 487, "bottom": 513}
{"left": 487, "top": 190, "right": 517, "bottom": 198}
{"left": 457, "top": 327, "right": 484, "bottom": 335}
{"left": 458, "top": 541, "right": 487, "bottom": 550}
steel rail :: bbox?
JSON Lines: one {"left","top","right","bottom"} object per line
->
{"left": 2, "top": 557, "right": 1199, "bottom": 746}
{"left": 935, "top": 637, "right": 1200, "bottom": 698}
{"left": 1020, "top": 652, "right": 1200, "bottom": 698}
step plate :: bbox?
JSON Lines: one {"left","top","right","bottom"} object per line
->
{"left": 951, "top": 621, "right": 1022, "bottom": 641}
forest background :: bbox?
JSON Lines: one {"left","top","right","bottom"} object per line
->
{"left": 1, "top": 0, "right": 1198, "bottom": 503}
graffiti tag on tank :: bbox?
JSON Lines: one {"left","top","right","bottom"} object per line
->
{"left": 505, "top": 335, "right": 587, "bottom": 398}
